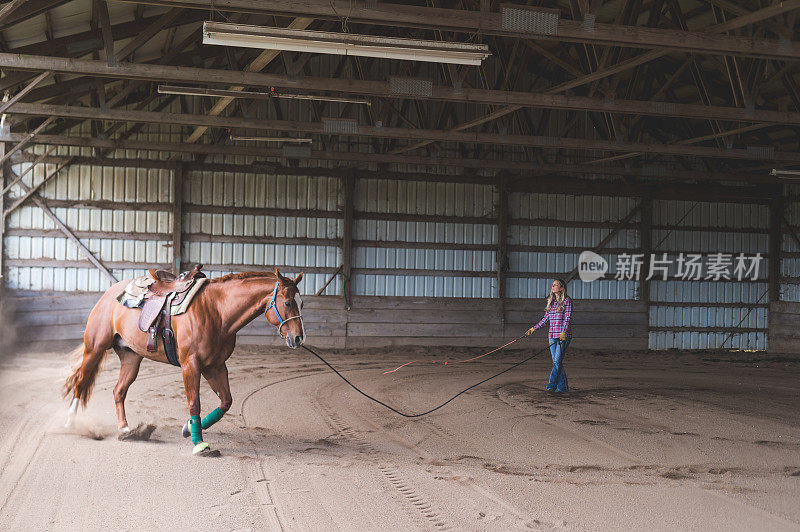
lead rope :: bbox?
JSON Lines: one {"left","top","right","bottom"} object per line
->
{"left": 300, "top": 337, "right": 559, "bottom": 418}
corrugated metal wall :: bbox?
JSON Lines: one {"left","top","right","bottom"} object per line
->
{"left": 184, "top": 170, "right": 342, "bottom": 296}
{"left": 0, "top": 142, "right": 782, "bottom": 351}
{"left": 507, "top": 192, "right": 640, "bottom": 300}
{"left": 648, "top": 200, "right": 769, "bottom": 350}
{"left": 352, "top": 179, "right": 496, "bottom": 297}
{"left": 6, "top": 157, "right": 172, "bottom": 291}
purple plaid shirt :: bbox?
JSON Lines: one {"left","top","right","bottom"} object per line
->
{"left": 533, "top": 296, "right": 573, "bottom": 339}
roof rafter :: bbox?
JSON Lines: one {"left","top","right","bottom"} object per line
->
{"left": 7, "top": 101, "right": 800, "bottom": 162}
{"left": 110, "top": 0, "right": 800, "bottom": 59}
{"left": 3, "top": 53, "right": 798, "bottom": 127}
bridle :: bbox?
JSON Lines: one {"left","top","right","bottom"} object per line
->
{"left": 264, "top": 281, "right": 303, "bottom": 337}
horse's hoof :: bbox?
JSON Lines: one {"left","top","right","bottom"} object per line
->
{"left": 181, "top": 423, "right": 190, "bottom": 438}
{"left": 119, "top": 426, "right": 131, "bottom": 433}
{"left": 192, "top": 442, "right": 209, "bottom": 454}
{"left": 192, "top": 442, "right": 221, "bottom": 457}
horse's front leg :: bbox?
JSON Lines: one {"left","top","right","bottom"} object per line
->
{"left": 181, "top": 356, "right": 208, "bottom": 454}
{"left": 181, "top": 363, "right": 232, "bottom": 439}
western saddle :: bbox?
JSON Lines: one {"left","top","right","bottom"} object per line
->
{"left": 137, "top": 264, "right": 205, "bottom": 366}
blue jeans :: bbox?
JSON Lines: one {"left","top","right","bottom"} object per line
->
{"left": 546, "top": 338, "right": 570, "bottom": 392}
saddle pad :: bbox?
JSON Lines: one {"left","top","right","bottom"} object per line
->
{"left": 170, "top": 278, "right": 208, "bottom": 315}
{"left": 118, "top": 276, "right": 209, "bottom": 316}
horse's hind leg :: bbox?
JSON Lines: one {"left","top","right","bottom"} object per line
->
{"left": 113, "top": 340, "right": 143, "bottom": 432}
{"left": 64, "top": 284, "right": 122, "bottom": 427}
{"left": 65, "top": 344, "right": 109, "bottom": 428}
{"left": 64, "top": 343, "right": 111, "bottom": 429}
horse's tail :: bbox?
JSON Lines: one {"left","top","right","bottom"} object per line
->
{"left": 63, "top": 343, "right": 108, "bottom": 407}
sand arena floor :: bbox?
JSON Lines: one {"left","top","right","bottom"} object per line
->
{"left": 0, "top": 343, "right": 798, "bottom": 530}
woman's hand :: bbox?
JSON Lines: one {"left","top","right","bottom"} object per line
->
{"left": 525, "top": 327, "right": 536, "bottom": 336}
{"left": 559, "top": 331, "right": 566, "bottom": 341}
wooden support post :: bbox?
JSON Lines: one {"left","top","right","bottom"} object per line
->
{"left": 769, "top": 193, "right": 784, "bottom": 305}
{"left": 341, "top": 172, "right": 355, "bottom": 310}
{"left": 640, "top": 197, "right": 653, "bottom": 340}
{"left": 769, "top": 191, "right": 784, "bottom": 350}
{"left": 172, "top": 162, "right": 183, "bottom": 274}
{"left": 97, "top": 0, "right": 116, "bottom": 66}
{"left": 496, "top": 176, "right": 509, "bottom": 321}
{"left": 0, "top": 142, "right": 6, "bottom": 305}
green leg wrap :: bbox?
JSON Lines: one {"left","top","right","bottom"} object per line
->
{"left": 189, "top": 415, "right": 203, "bottom": 445}
{"left": 202, "top": 407, "right": 225, "bottom": 430}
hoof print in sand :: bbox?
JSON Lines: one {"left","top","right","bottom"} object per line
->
{"left": 118, "top": 423, "right": 157, "bottom": 441}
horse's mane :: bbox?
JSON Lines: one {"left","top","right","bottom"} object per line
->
{"left": 209, "top": 271, "right": 278, "bottom": 283}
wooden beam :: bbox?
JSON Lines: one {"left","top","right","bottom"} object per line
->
{"left": 0, "top": 71, "right": 49, "bottom": 115}
{"left": 3, "top": 53, "right": 800, "bottom": 127}
{"left": 4, "top": 167, "right": 116, "bottom": 282}
{"left": 640, "top": 197, "right": 653, "bottom": 327}
{"left": 770, "top": 196, "right": 785, "bottom": 304}
{"left": 12, "top": 11, "right": 204, "bottom": 57}
{"left": 315, "top": 264, "right": 343, "bottom": 296}
{"left": 7, "top": 228, "right": 170, "bottom": 241}
{"left": 183, "top": 17, "right": 314, "bottom": 144}
{"left": 341, "top": 173, "right": 355, "bottom": 310}
{"left": 0, "top": 0, "right": 69, "bottom": 27}
{"left": 0, "top": 115, "right": 54, "bottom": 166}
{"left": 2, "top": 155, "right": 72, "bottom": 217}
{"left": 0, "top": 131, "right": 783, "bottom": 184}
{"left": 12, "top": 149, "right": 776, "bottom": 185}
{"left": 496, "top": 175, "right": 509, "bottom": 323}
{"left": 0, "top": 0, "right": 32, "bottom": 26}
{"left": 0, "top": 143, "right": 6, "bottom": 296}
{"left": 115, "top": 7, "right": 184, "bottom": 62}
{"left": 8, "top": 102, "right": 800, "bottom": 163}
{"left": 496, "top": 176, "right": 509, "bottom": 302}
{"left": 96, "top": 0, "right": 116, "bottom": 66}
{"left": 0, "top": 144, "right": 56, "bottom": 195}
{"left": 112, "top": 0, "right": 800, "bottom": 59}
{"left": 172, "top": 162, "right": 183, "bottom": 274}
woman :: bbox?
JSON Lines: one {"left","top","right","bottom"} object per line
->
{"left": 526, "top": 279, "right": 572, "bottom": 394}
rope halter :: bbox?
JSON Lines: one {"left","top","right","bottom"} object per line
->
{"left": 264, "top": 281, "right": 303, "bottom": 337}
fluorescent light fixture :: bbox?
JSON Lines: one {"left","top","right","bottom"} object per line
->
{"left": 771, "top": 168, "right": 800, "bottom": 178}
{"left": 158, "top": 85, "right": 371, "bottom": 106}
{"left": 202, "top": 21, "right": 491, "bottom": 65}
{"left": 230, "top": 135, "right": 312, "bottom": 143}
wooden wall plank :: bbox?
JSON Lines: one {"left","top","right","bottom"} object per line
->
{"left": 10, "top": 293, "right": 649, "bottom": 349}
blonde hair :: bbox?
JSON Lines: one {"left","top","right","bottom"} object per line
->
{"left": 545, "top": 278, "right": 568, "bottom": 312}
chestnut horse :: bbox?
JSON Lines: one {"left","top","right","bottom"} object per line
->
{"left": 63, "top": 269, "right": 305, "bottom": 455}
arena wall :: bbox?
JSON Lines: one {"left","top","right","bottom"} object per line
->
{"left": 9, "top": 291, "right": 647, "bottom": 351}
{"left": 0, "top": 136, "right": 794, "bottom": 352}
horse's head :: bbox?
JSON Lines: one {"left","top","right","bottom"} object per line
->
{"left": 264, "top": 269, "right": 305, "bottom": 349}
